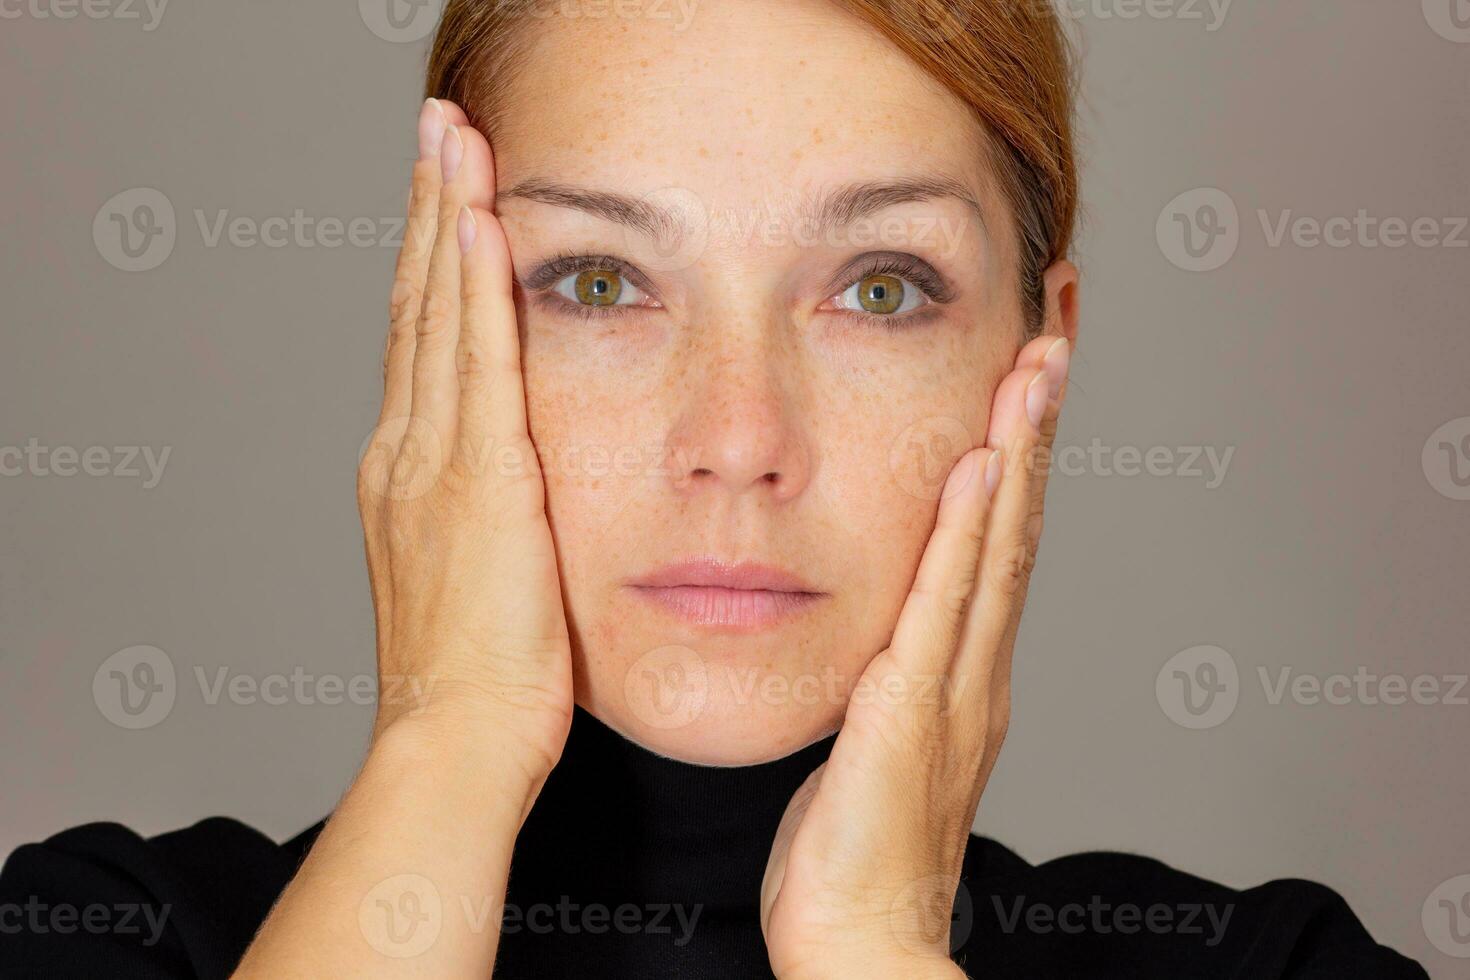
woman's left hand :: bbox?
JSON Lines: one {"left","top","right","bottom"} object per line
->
{"left": 760, "top": 335, "right": 1071, "bottom": 980}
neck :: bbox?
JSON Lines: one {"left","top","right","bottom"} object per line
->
{"left": 510, "top": 705, "right": 838, "bottom": 910}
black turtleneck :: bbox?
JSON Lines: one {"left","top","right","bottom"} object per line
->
{"left": 496, "top": 706, "right": 837, "bottom": 977}
{"left": 0, "top": 706, "right": 1428, "bottom": 978}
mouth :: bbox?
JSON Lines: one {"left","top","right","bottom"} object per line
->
{"left": 625, "top": 556, "right": 827, "bottom": 631}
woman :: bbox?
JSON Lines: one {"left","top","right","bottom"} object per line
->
{"left": 0, "top": 0, "right": 1427, "bottom": 976}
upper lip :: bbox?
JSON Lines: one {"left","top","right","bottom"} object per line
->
{"left": 628, "top": 557, "right": 821, "bottom": 593}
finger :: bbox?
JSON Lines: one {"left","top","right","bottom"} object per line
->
{"left": 983, "top": 338, "right": 1061, "bottom": 459}
{"left": 953, "top": 355, "right": 1064, "bottom": 690}
{"left": 408, "top": 120, "right": 494, "bottom": 457}
{"left": 449, "top": 126, "right": 529, "bottom": 473}
{"left": 380, "top": 99, "right": 469, "bottom": 434}
{"left": 886, "top": 446, "right": 1002, "bottom": 676}
{"left": 455, "top": 203, "right": 532, "bottom": 468}
{"left": 1015, "top": 334, "right": 1070, "bottom": 404}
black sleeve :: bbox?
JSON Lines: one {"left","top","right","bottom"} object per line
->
{"left": 953, "top": 840, "right": 1428, "bottom": 979}
{"left": 0, "top": 818, "right": 304, "bottom": 980}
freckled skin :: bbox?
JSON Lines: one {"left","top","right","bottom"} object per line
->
{"left": 490, "top": 0, "right": 1029, "bottom": 763}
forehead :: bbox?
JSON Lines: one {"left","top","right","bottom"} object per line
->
{"left": 490, "top": 0, "right": 991, "bottom": 213}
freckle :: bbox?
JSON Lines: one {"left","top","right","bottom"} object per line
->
{"left": 791, "top": 149, "right": 802, "bottom": 162}
{"left": 698, "top": 146, "right": 709, "bottom": 158}
{"left": 597, "top": 132, "right": 609, "bottom": 142}
{"left": 812, "top": 128, "right": 823, "bottom": 144}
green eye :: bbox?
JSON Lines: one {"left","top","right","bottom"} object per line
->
{"left": 543, "top": 260, "right": 658, "bottom": 318}
{"left": 834, "top": 272, "right": 926, "bottom": 317}
{"left": 572, "top": 269, "right": 623, "bottom": 306}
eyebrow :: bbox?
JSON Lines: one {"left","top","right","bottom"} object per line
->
{"left": 496, "top": 174, "right": 987, "bottom": 243}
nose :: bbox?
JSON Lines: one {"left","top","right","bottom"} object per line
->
{"left": 663, "top": 326, "right": 812, "bottom": 505}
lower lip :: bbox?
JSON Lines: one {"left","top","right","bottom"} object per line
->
{"left": 628, "top": 585, "right": 824, "bottom": 629}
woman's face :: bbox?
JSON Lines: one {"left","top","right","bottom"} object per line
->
{"left": 489, "top": 0, "right": 1033, "bottom": 763}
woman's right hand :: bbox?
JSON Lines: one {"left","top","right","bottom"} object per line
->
{"left": 237, "top": 100, "right": 568, "bottom": 977}
{"left": 357, "top": 97, "right": 573, "bottom": 789}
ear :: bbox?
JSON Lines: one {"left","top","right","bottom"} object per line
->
{"left": 1041, "top": 259, "right": 1080, "bottom": 348}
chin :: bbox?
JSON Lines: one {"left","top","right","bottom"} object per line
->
{"left": 576, "top": 670, "right": 846, "bottom": 767}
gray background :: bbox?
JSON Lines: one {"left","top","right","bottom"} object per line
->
{"left": 2, "top": 1, "right": 1467, "bottom": 974}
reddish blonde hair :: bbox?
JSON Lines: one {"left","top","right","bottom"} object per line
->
{"left": 426, "top": 0, "right": 1077, "bottom": 332}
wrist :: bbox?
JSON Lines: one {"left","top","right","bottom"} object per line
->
{"left": 367, "top": 705, "right": 553, "bottom": 829}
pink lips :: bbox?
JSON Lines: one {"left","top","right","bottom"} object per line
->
{"left": 626, "top": 557, "right": 825, "bottom": 630}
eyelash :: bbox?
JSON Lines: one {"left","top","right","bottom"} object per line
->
{"left": 523, "top": 251, "right": 951, "bottom": 327}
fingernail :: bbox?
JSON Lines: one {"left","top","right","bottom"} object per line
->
{"left": 441, "top": 125, "right": 464, "bottom": 182}
{"left": 1025, "top": 371, "right": 1048, "bottom": 429}
{"left": 1042, "top": 337, "right": 1070, "bottom": 400}
{"left": 419, "top": 99, "right": 447, "bottom": 161}
{"left": 942, "top": 450, "right": 976, "bottom": 500}
{"left": 984, "top": 450, "right": 1002, "bottom": 498}
{"left": 458, "top": 206, "right": 477, "bottom": 255}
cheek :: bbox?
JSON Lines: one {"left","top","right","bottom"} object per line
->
{"left": 522, "top": 344, "right": 647, "bottom": 551}
{"left": 808, "top": 324, "right": 1009, "bottom": 642}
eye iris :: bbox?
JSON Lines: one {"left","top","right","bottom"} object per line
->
{"left": 857, "top": 274, "right": 903, "bottom": 314}
{"left": 574, "top": 269, "right": 623, "bottom": 306}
